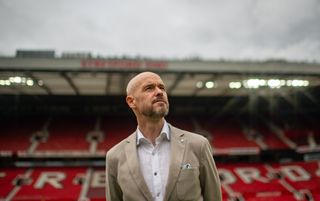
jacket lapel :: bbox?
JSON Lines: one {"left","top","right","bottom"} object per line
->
{"left": 125, "top": 133, "right": 153, "bottom": 201}
{"left": 164, "top": 125, "right": 186, "bottom": 201}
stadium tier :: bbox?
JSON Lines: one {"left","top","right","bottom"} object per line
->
{"left": 1, "top": 117, "right": 319, "bottom": 156}
{"left": 1, "top": 161, "right": 319, "bottom": 201}
{"left": 1, "top": 55, "right": 320, "bottom": 200}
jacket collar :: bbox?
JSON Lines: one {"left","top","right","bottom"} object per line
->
{"left": 136, "top": 120, "right": 170, "bottom": 146}
{"left": 125, "top": 133, "right": 153, "bottom": 201}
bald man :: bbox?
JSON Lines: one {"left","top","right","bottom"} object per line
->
{"left": 105, "top": 72, "right": 222, "bottom": 201}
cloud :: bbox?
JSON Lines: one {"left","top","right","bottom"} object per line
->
{"left": 0, "top": 0, "right": 319, "bottom": 62}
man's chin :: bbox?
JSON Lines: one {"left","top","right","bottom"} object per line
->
{"left": 156, "top": 108, "right": 169, "bottom": 118}
{"left": 144, "top": 108, "right": 169, "bottom": 119}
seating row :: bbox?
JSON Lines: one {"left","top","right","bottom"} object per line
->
{"left": 1, "top": 161, "right": 319, "bottom": 201}
{"left": 1, "top": 117, "right": 319, "bottom": 155}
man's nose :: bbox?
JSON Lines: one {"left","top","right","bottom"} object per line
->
{"left": 155, "top": 87, "right": 164, "bottom": 96}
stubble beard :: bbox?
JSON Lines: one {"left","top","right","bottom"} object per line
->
{"left": 142, "top": 104, "right": 169, "bottom": 119}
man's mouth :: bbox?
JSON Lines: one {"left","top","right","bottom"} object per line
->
{"left": 153, "top": 99, "right": 166, "bottom": 104}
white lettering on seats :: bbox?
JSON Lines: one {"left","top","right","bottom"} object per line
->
{"left": 34, "top": 172, "right": 66, "bottom": 189}
{"left": 280, "top": 166, "right": 311, "bottom": 182}
{"left": 235, "top": 167, "right": 269, "bottom": 183}
{"left": 91, "top": 171, "right": 105, "bottom": 188}
{"left": 218, "top": 169, "right": 236, "bottom": 184}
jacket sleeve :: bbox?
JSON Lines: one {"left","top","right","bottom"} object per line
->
{"left": 106, "top": 152, "right": 123, "bottom": 201}
{"left": 199, "top": 139, "right": 222, "bottom": 201}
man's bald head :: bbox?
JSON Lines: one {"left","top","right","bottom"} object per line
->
{"left": 126, "top": 72, "right": 162, "bottom": 96}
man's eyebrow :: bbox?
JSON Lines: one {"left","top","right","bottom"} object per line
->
{"left": 143, "top": 82, "right": 154, "bottom": 86}
{"left": 142, "top": 83, "right": 155, "bottom": 89}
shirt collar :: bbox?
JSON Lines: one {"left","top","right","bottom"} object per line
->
{"left": 136, "top": 121, "right": 170, "bottom": 146}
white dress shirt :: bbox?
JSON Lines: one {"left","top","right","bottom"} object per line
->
{"left": 136, "top": 121, "right": 171, "bottom": 201}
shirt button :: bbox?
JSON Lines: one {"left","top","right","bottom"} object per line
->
{"left": 154, "top": 172, "right": 157, "bottom": 176}
{"left": 152, "top": 152, "right": 155, "bottom": 155}
{"left": 157, "top": 192, "right": 160, "bottom": 197}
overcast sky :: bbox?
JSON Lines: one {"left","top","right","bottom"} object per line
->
{"left": 0, "top": 0, "right": 319, "bottom": 62}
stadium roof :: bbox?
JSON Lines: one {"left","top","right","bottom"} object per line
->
{"left": 0, "top": 53, "right": 320, "bottom": 97}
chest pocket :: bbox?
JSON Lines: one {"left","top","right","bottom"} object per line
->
{"left": 176, "top": 167, "right": 201, "bottom": 201}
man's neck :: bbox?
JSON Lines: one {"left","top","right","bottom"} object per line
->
{"left": 138, "top": 118, "right": 165, "bottom": 145}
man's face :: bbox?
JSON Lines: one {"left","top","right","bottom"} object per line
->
{"left": 131, "top": 74, "right": 169, "bottom": 119}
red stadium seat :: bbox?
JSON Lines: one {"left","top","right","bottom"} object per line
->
{"left": 36, "top": 117, "right": 95, "bottom": 152}
{"left": 1, "top": 161, "right": 320, "bottom": 200}
{"left": 0, "top": 119, "right": 44, "bottom": 153}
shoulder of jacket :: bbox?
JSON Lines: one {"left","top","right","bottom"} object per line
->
{"left": 106, "top": 132, "right": 134, "bottom": 160}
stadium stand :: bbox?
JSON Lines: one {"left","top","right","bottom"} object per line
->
{"left": 1, "top": 161, "right": 319, "bottom": 200}
{"left": 1, "top": 115, "right": 320, "bottom": 200}
{"left": 1, "top": 54, "right": 319, "bottom": 200}
{"left": 1, "top": 116, "right": 320, "bottom": 156}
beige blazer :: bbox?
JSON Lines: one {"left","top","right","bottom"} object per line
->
{"left": 106, "top": 125, "right": 222, "bottom": 201}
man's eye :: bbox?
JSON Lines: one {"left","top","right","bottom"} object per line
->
{"left": 159, "top": 86, "right": 166, "bottom": 91}
{"left": 145, "top": 86, "right": 153, "bottom": 91}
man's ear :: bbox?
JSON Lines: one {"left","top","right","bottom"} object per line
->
{"left": 126, "top": 95, "right": 136, "bottom": 109}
